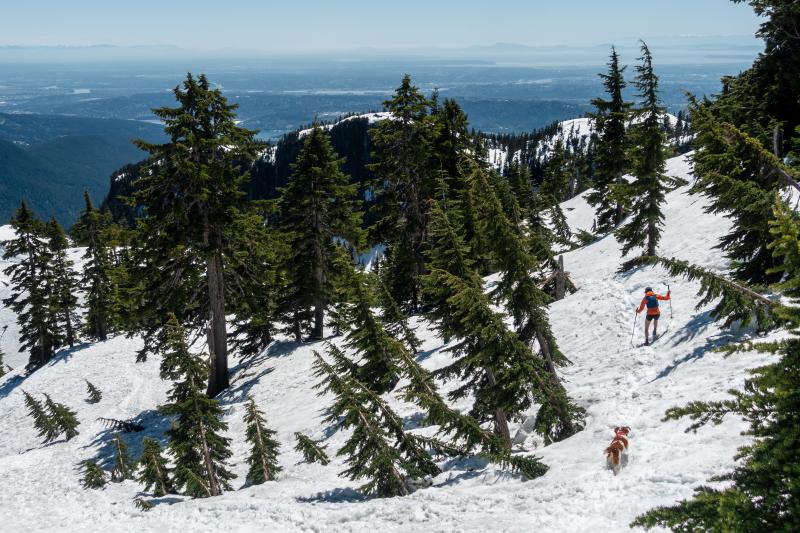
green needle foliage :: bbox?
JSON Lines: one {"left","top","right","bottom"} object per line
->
{"left": 42, "top": 393, "right": 79, "bottom": 442}
{"left": 23, "top": 390, "right": 59, "bottom": 443}
{"left": 2, "top": 202, "right": 61, "bottom": 371}
{"left": 159, "top": 315, "right": 233, "bottom": 498}
{"left": 80, "top": 460, "right": 107, "bottom": 490}
{"left": 110, "top": 433, "right": 133, "bottom": 482}
{"left": 243, "top": 396, "right": 282, "bottom": 485}
{"left": 294, "top": 433, "right": 330, "bottom": 466}
{"left": 313, "top": 347, "right": 439, "bottom": 497}
{"left": 85, "top": 380, "right": 102, "bottom": 404}
{"left": 137, "top": 437, "right": 174, "bottom": 497}
{"left": 587, "top": 47, "right": 632, "bottom": 233}
{"left": 44, "top": 218, "right": 79, "bottom": 348}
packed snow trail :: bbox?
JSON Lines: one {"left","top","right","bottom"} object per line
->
{"left": 0, "top": 153, "right": 779, "bottom": 532}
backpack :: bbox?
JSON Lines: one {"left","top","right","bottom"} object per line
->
{"left": 645, "top": 294, "right": 659, "bottom": 309}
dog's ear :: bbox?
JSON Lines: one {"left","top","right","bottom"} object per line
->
{"left": 613, "top": 426, "right": 619, "bottom": 433}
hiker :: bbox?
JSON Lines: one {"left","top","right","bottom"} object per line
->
{"left": 636, "top": 286, "right": 670, "bottom": 345}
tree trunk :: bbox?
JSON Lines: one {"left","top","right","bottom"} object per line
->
{"left": 206, "top": 252, "right": 229, "bottom": 397}
{"left": 64, "top": 311, "right": 74, "bottom": 348}
{"left": 647, "top": 219, "right": 657, "bottom": 257}
{"left": 195, "top": 402, "right": 222, "bottom": 496}
{"left": 555, "top": 255, "right": 566, "bottom": 301}
{"left": 485, "top": 367, "right": 512, "bottom": 449}
{"left": 312, "top": 263, "right": 325, "bottom": 340}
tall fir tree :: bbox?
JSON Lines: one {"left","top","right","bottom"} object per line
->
{"left": 587, "top": 47, "right": 632, "bottom": 233}
{"left": 313, "top": 347, "right": 439, "bottom": 496}
{"left": 137, "top": 437, "right": 174, "bottom": 496}
{"left": 377, "top": 279, "right": 421, "bottom": 354}
{"left": 278, "top": 126, "right": 363, "bottom": 340}
{"left": 131, "top": 73, "right": 259, "bottom": 396}
{"left": 23, "top": 390, "right": 59, "bottom": 443}
{"left": 615, "top": 41, "right": 678, "bottom": 258}
{"left": 159, "top": 315, "right": 233, "bottom": 497}
{"left": 44, "top": 218, "right": 79, "bottom": 348}
{"left": 369, "top": 74, "right": 439, "bottom": 310}
{"left": 73, "top": 192, "right": 115, "bottom": 341}
{"left": 471, "top": 169, "right": 584, "bottom": 442}
{"left": 2, "top": 202, "right": 60, "bottom": 371}
{"left": 243, "top": 396, "right": 282, "bottom": 485}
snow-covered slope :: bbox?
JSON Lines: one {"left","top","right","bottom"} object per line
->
{"left": 0, "top": 152, "right": 778, "bottom": 532}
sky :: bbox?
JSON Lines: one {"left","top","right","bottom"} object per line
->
{"left": 0, "top": 0, "right": 762, "bottom": 52}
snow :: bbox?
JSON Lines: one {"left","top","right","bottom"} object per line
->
{"left": 0, "top": 152, "right": 780, "bottom": 532}
{"left": 297, "top": 112, "right": 392, "bottom": 138}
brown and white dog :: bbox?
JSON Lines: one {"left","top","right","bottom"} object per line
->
{"left": 605, "top": 426, "right": 631, "bottom": 475}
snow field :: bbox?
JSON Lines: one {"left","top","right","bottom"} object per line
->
{"left": 0, "top": 152, "right": 779, "bottom": 532}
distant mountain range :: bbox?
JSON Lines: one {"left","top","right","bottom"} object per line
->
{"left": 0, "top": 112, "right": 164, "bottom": 226}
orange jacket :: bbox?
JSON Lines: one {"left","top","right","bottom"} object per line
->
{"left": 637, "top": 290, "right": 670, "bottom": 315}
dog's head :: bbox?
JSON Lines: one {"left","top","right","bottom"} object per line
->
{"left": 614, "top": 426, "right": 631, "bottom": 436}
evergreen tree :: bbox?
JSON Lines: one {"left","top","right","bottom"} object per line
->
{"left": 110, "top": 433, "right": 133, "bottom": 482}
{"left": 43, "top": 393, "right": 79, "bottom": 441}
{"left": 278, "top": 126, "right": 363, "bottom": 340}
{"left": 131, "top": 73, "right": 259, "bottom": 396}
{"left": 377, "top": 279, "right": 421, "bottom": 354}
{"left": 336, "top": 271, "right": 404, "bottom": 394}
{"left": 615, "top": 41, "right": 679, "bottom": 258}
{"left": 73, "top": 192, "right": 115, "bottom": 341}
{"left": 243, "top": 396, "right": 281, "bottom": 484}
{"left": 44, "top": 218, "right": 79, "bottom": 348}
{"left": 159, "top": 315, "right": 233, "bottom": 497}
{"left": 80, "top": 460, "right": 107, "bottom": 489}
{"left": 471, "top": 169, "right": 584, "bottom": 442}
{"left": 85, "top": 380, "right": 102, "bottom": 404}
{"left": 137, "top": 437, "right": 174, "bottom": 496}
{"left": 587, "top": 47, "right": 632, "bottom": 232}
{"left": 313, "top": 347, "right": 439, "bottom": 496}
{"left": 2, "top": 202, "right": 60, "bottom": 371}
{"left": 23, "top": 390, "right": 59, "bottom": 443}
{"left": 294, "top": 433, "right": 330, "bottom": 465}
{"left": 369, "top": 74, "right": 438, "bottom": 310}
{"left": 431, "top": 98, "right": 472, "bottom": 196}
{"left": 506, "top": 161, "right": 535, "bottom": 216}
{"left": 539, "top": 139, "right": 571, "bottom": 205}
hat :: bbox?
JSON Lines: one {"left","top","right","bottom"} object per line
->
{"left": 645, "top": 287, "right": 652, "bottom": 293}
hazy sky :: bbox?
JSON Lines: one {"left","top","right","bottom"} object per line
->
{"left": 0, "top": 0, "right": 761, "bottom": 51}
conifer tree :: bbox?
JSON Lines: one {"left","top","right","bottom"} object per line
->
{"left": 278, "top": 126, "right": 363, "bottom": 340}
{"left": 45, "top": 218, "right": 79, "bottom": 348}
{"left": 23, "top": 390, "right": 58, "bottom": 443}
{"left": 313, "top": 348, "right": 439, "bottom": 496}
{"left": 243, "top": 396, "right": 281, "bottom": 484}
{"left": 431, "top": 98, "right": 472, "bottom": 196}
{"left": 294, "top": 433, "right": 330, "bottom": 465}
{"left": 2, "top": 202, "right": 60, "bottom": 370}
{"left": 131, "top": 73, "right": 259, "bottom": 396}
{"left": 377, "top": 279, "right": 421, "bottom": 354}
{"left": 80, "top": 460, "right": 107, "bottom": 489}
{"left": 615, "top": 41, "right": 679, "bottom": 258}
{"left": 159, "top": 315, "right": 233, "bottom": 497}
{"left": 85, "top": 380, "right": 102, "bottom": 404}
{"left": 0, "top": 346, "right": 6, "bottom": 378}
{"left": 137, "top": 437, "right": 174, "bottom": 496}
{"left": 539, "top": 139, "right": 571, "bottom": 205}
{"left": 336, "top": 271, "right": 404, "bottom": 394}
{"left": 369, "top": 74, "right": 438, "bottom": 310}
{"left": 110, "top": 433, "right": 133, "bottom": 482}
{"left": 73, "top": 192, "right": 115, "bottom": 341}
{"left": 471, "top": 169, "right": 583, "bottom": 442}
{"left": 507, "top": 161, "right": 535, "bottom": 216}
{"left": 587, "top": 47, "right": 632, "bottom": 232}
{"left": 43, "top": 393, "right": 79, "bottom": 441}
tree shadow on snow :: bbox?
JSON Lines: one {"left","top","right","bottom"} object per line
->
{"left": 0, "top": 374, "right": 25, "bottom": 399}
{"left": 650, "top": 328, "right": 754, "bottom": 382}
{"left": 222, "top": 366, "right": 275, "bottom": 404}
{"left": 296, "top": 487, "right": 368, "bottom": 504}
{"left": 432, "top": 456, "right": 493, "bottom": 487}
{"left": 83, "top": 408, "right": 172, "bottom": 468}
{"left": 0, "top": 342, "right": 94, "bottom": 399}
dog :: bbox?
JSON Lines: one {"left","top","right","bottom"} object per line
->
{"left": 605, "top": 426, "right": 631, "bottom": 475}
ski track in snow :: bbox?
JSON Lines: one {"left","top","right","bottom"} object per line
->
{"left": 0, "top": 152, "right": 781, "bottom": 532}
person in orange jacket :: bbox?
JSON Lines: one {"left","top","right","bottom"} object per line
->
{"left": 636, "top": 286, "right": 670, "bottom": 345}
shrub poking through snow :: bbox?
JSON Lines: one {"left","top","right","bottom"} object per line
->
{"left": 80, "top": 460, "right": 107, "bottom": 489}
{"left": 110, "top": 433, "right": 133, "bottom": 482}
{"left": 136, "top": 437, "right": 174, "bottom": 497}
{"left": 243, "top": 396, "right": 282, "bottom": 484}
{"left": 85, "top": 380, "right": 102, "bottom": 404}
{"left": 42, "top": 393, "right": 80, "bottom": 441}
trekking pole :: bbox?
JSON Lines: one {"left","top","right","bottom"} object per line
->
{"left": 668, "top": 284, "right": 673, "bottom": 319}
{"left": 630, "top": 310, "right": 638, "bottom": 347}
